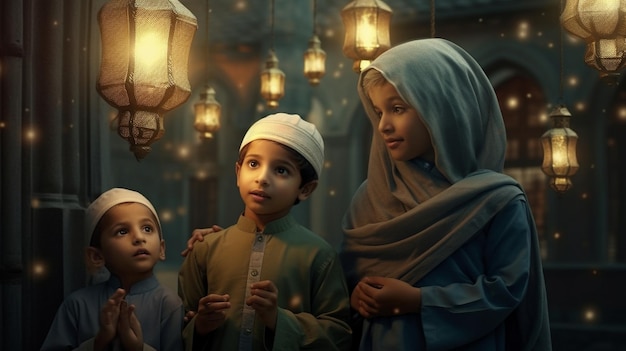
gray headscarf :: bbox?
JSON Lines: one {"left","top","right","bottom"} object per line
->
{"left": 341, "top": 38, "right": 551, "bottom": 350}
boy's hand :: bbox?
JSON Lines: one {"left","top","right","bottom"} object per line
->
{"left": 195, "top": 294, "right": 231, "bottom": 335}
{"left": 117, "top": 301, "right": 143, "bottom": 351}
{"left": 184, "top": 310, "right": 196, "bottom": 324}
{"left": 94, "top": 288, "right": 125, "bottom": 351}
{"left": 180, "top": 225, "right": 223, "bottom": 256}
{"left": 246, "top": 280, "right": 278, "bottom": 330}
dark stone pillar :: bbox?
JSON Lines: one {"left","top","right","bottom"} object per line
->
{"left": 21, "top": 0, "right": 89, "bottom": 349}
{"left": 0, "top": 0, "right": 26, "bottom": 349}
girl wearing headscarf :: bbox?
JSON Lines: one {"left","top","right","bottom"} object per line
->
{"left": 340, "top": 38, "right": 552, "bottom": 350}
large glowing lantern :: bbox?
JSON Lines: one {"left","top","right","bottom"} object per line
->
{"left": 541, "top": 105, "right": 580, "bottom": 193}
{"left": 561, "top": 0, "right": 626, "bottom": 83}
{"left": 97, "top": 0, "right": 197, "bottom": 160}
{"left": 341, "top": 0, "right": 392, "bottom": 72}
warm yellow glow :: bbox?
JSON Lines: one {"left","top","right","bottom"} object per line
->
{"left": 356, "top": 16, "right": 378, "bottom": 52}
{"left": 617, "top": 106, "right": 626, "bottom": 120}
{"left": 341, "top": 0, "right": 392, "bottom": 65}
{"left": 178, "top": 146, "right": 190, "bottom": 159}
{"left": 507, "top": 97, "right": 519, "bottom": 109}
{"left": 235, "top": 0, "right": 247, "bottom": 11}
{"left": 583, "top": 308, "right": 596, "bottom": 322}
{"left": 161, "top": 210, "right": 173, "bottom": 222}
{"left": 554, "top": 232, "right": 561, "bottom": 239}
{"left": 134, "top": 32, "right": 167, "bottom": 69}
{"left": 26, "top": 128, "right": 37, "bottom": 141}
{"left": 260, "top": 50, "right": 285, "bottom": 108}
{"left": 289, "top": 294, "right": 303, "bottom": 309}
{"left": 33, "top": 262, "right": 46, "bottom": 276}
{"left": 541, "top": 105, "right": 579, "bottom": 193}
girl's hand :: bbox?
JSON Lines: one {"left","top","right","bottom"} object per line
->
{"left": 195, "top": 294, "right": 231, "bottom": 335}
{"left": 354, "top": 277, "right": 421, "bottom": 318}
{"left": 180, "top": 225, "right": 223, "bottom": 256}
{"left": 246, "top": 280, "right": 278, "bottom": 330}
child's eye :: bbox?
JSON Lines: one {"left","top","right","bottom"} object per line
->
{"left": 115, "top": 229, "right": 128, "bottom": 236}
{"left": 276, "top": 167, "right": 289, "bottom": 175}
{"left": 247, "top": 160, "right": 258, "bottom": 168}
{"left": 142, "top": 225, "right": 154, "bottom": 233}
{"left": 393, "top": 105, "right": 406, "bottom": 114}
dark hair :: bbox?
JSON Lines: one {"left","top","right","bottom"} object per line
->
{"left": 238, "top": 141, "right": 318, "bottom": 205}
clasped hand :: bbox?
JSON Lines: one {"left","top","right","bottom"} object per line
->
{"left": 351, "top": 277, "right": 421, "bottom": 318}
{"left": 95, "top": 288, "right": 143, "bottom": 351}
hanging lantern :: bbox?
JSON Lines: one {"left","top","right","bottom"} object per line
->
{"left": 561, "top": 0, "right": 626, "bottom": 83}
{"left": 260, "top": 50, "right": 285, "bottom": 108}
{"left": 96, "top": 0, "right": 197, "bottom": 160}
{"left": 194, "top": 86, "right": 221, "bottom": 139}
{"left": 341, "top": 0, "right": 392, "bottom": 72}
{"left": 541, "top": 105, "right": 580, "bottom": 193}
{"left": 304, "top": 35, "right": 326, "bottom": 86}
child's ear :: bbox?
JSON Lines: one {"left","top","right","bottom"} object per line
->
{"left": 85, "top": 247, "right": 105, "bottom": 274}
{"left": 159, "top": 240, "right": 166, "bottom": 261}
{"left": 298, "top": 180, "right": 318, "bottom": 201}
{"left": 235, "top": 162, "right": 241, "bottom": 187}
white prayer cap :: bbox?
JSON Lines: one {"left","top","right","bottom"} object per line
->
{"left": 239, "top": 113, "right": 325, "bottom": 178}
{"left": 85, "top": 188, "right": 161, "bottom": 245}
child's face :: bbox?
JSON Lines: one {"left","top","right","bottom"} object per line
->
{"left": 369, "top": 82, "right": 434, "bottom": 162}
{"left": 236, "top": 139, "right": 315, "bottom": 227}
{"left": 96, "top": 202, "right": 165, "bottom": 278}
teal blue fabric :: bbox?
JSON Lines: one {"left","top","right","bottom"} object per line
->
{"left": 341, "top": 38, "right": 551, "bottom": 350}
{"left": 41, "top": 275, "right": 184, "bottom": 350}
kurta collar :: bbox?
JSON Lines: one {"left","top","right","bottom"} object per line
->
{"left": 236, "top": 214, "right": 297, "bottom": 234}
{"left": 106, "top": 274, "right": 159, "bottom": 295}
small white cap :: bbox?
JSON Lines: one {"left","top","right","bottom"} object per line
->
{"left": 85, "top": 188, "right": 161, "bottom": 245}
{"left": 239, "top": 113, "right": 325, "bottom": 177}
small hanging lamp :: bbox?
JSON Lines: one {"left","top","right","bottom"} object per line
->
{"left": 194, "top": 86, "right": 221, "bottom": 139}
{"left": 260, "top": 50, "right": 285, "bottom": 108}
{"left": 304, "top": 0, "right": 326, "bottom": 86}
{"left": 542, "top": 0, "right": 580, "bottom": 193}
{"left": 194, "top": 0, "right": 221, "bottom": 139}
{"left": 260, "top": 0, "right": 285, "bottom": 108}
{"left": 541, "top": 105, "right": 580, "bottom": 193}
{"left": 341, "top": 0, "right": 392, "bottom": 72}
{"left": 97, "top": 0, "right": 197, "bottom": 160}
{"left": 561, "top": 0, "right": 626, "bottom": 83}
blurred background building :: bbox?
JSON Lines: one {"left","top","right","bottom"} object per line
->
{"left": 1, "top": 0, "right": 625, "bottom": 349}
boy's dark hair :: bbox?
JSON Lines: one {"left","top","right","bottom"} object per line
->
{"left": 238, "top": 141, "right": 318, "bottom": 205}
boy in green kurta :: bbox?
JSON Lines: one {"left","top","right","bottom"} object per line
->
{"left": 178, "top": 113, "right": 352, "bottom": 351}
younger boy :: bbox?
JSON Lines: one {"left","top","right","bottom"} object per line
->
{"left": 41, "top": 188, "right": 184, "bottom": 351}
{"left": 178, "top": 113, "right": 352, "bottom": 350}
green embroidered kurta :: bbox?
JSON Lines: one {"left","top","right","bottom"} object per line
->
{"left": 179, "top": 214, "right": 352, "bottom": 351}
